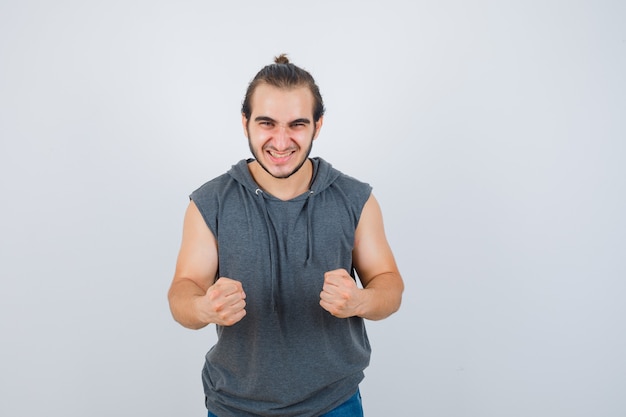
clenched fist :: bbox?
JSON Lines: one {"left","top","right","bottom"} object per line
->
{"left": 194, "top": 277, "right": 247, "bottom": 326}
{"left": 319, "top": 268, "right": 364, "bottom": 318}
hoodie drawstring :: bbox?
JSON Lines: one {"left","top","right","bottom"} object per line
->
{"left": 255, "top": 188, "right": 279, "bottom": 312}
{"left": 305, "top": 190, "right": 315, "bottom": 266}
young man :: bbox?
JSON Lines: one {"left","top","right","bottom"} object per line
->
{"left": 168, "top": 54, "right": 404, "bottom": 417}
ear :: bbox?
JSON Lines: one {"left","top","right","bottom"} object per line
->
{"left": 313, "top": 116, "right": 324, "bottom": 140}
{"left": 241, "top": 114, "right": 249, "bottom": 138}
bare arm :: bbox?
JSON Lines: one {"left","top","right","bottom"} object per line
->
{"left": 168, "top": 201, "right": 246, "bottom": 329}
{"left": 320, "top": 194, "right": 404, "bottom": 320}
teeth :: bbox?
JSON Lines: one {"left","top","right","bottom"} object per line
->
{"left": 269, "top": 151, "right": 292, "bottom": 158}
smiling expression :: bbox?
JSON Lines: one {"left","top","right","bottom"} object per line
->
{"left": 243, "top": 83, "right": 323, "bottom": 180}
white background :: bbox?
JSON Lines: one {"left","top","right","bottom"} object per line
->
{"left": 1, "top": 1, "right": 625, "bottom": 416}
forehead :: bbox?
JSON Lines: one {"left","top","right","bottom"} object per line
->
{"left": 249, "top": 83, "right": 315, "bottom": 119}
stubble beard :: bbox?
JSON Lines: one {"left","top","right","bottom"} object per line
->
{"left": 247, "top": 127, "right": 316, "bottom": 179}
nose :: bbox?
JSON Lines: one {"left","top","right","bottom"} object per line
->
{"left": 272, "top": 124, "right": 292, "bottom": 148}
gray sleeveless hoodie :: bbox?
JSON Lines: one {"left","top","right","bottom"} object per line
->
{"left": 190, "top": 157, "right": 372, "bottom": 417}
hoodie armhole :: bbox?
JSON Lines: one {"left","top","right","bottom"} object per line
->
{"left": 189, "top": 193, "right": 219, "bottom": 239}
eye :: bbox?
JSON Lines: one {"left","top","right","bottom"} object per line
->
{"left": 259, "top": 121, "right": 274, "bottom": 128}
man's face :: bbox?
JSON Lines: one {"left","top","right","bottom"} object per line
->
{"left": 243, "top": 83, "right": 323, "bottom": 179}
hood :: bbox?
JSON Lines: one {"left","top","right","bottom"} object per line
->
{"left": 226, "top": 157, "right": 340, "bottom": 195}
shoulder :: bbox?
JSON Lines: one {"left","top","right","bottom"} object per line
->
{"left": 329, "top": 168, "right": 372, "bottom": 207}
{"left": 191, "top": 159, "right": 249, "bottom": 201}
{"left": 190, "top": 172, "right": 233, "bottom": 202}
{"left": 188, "top": 165, "right": 245, "bottom": 234}
{"left": 315, "top": 157, "right": 372, "bottom": 198}
{"left": 314, "top": 160, "right": 372, "bottom": 222}
{"left": 333, "top": 171, "right": 371, "bottom": 193}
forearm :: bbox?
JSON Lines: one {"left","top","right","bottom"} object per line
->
{"left": 357, "top": 272, "right": 404, "bottom": 321}
{"left": 168, "top": 278, "right": 209, "bottom": 330}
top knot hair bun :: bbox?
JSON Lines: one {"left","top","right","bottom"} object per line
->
{"left": 241, "top": 53, "right": 325, "bottom": 122}
{"left": 274, "top": 54, "right": 290, "bottom": 64}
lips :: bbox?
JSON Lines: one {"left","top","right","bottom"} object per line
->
{"left": 269, "top": 150, "right": 293, "bottom": 157}
{"left": 267, "top": 149, "right": 296, "bottom": 161}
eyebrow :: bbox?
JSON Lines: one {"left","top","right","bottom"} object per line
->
{"left": 254, "top": 116, "right": 312, "bottom": 125}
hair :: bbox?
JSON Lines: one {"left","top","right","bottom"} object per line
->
{"left": 241, "top": 54, "right": 325, "bottom": 122}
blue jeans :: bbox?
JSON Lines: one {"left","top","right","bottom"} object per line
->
{"left": 208, "top": 389, "right": 363, "bottom": 417}
{"left": 319, "top": 389, "right": 363, "bottom": 417}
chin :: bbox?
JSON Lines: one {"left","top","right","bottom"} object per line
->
{"left": 268, "top": 166, "right": 299, "bottom": 179}
{"left": 261, "top": 158, "right": 307, "bottom": 179}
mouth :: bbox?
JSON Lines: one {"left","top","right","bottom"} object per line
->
{"left": 267, "top": 149, "right": 296, "bottom": 162}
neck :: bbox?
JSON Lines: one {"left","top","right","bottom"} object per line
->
{"left": 248, "top": 159, "right": 313, "bottom": 201}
